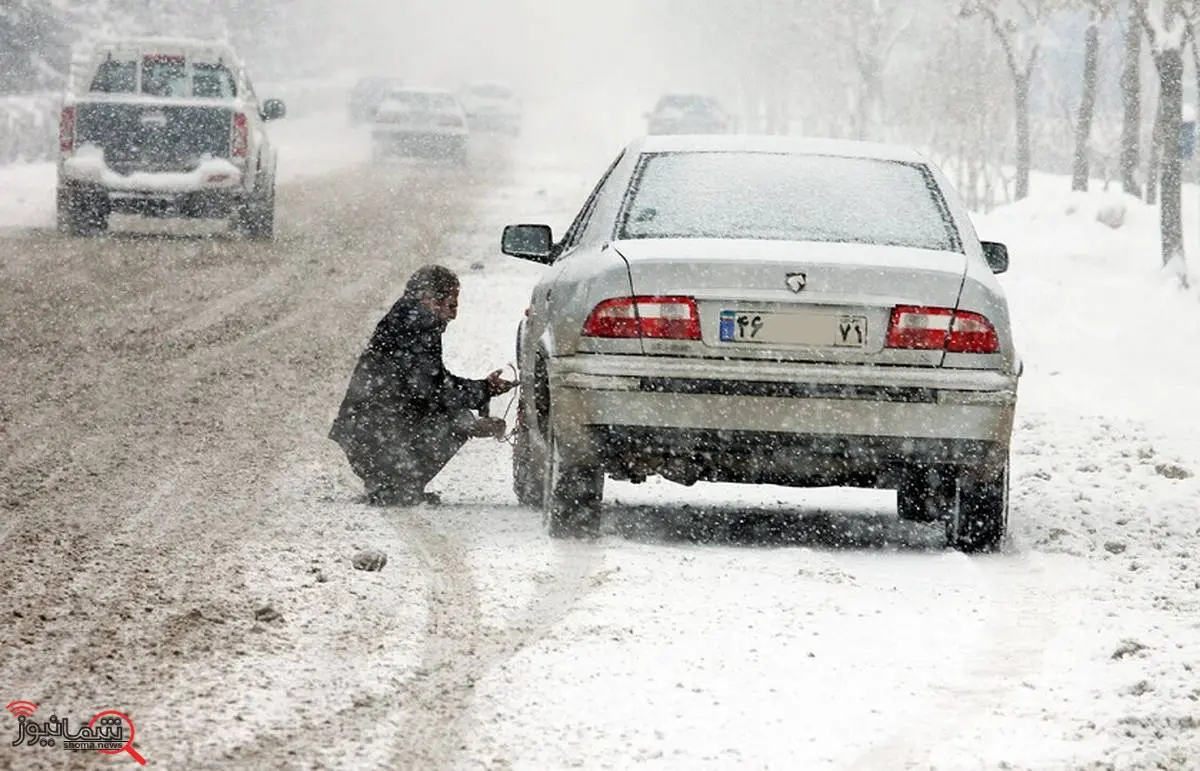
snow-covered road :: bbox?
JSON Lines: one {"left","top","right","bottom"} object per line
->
{"left": 1, "top": 107, "right": 1197, "bottom": 770}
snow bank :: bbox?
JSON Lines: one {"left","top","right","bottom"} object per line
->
{"left": 0, "top": 92, "right": 60, "bottom": 165}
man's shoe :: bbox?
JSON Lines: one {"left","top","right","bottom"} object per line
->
{"left": 366, "top": 486, "right": 420, "bottom": 506}
{"left": 365, "top": 487, "right": 441, "bottom": 507}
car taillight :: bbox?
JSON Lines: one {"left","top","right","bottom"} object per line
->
{"left": 59, "top": 106, "right": 75, "bottom": 153}
{"left": 582, "top": 296, "right": 701, "bottom": 340}
{"left": 885, "top": 305, "right": 1000, "bottom": 354}
{"left": 231, "top": 112, "right": 248, "bottom": 158}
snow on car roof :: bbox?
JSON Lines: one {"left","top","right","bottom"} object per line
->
{"left": 633, "top": 134, "right": 928, "bottom": 163}
{"left": 388, "top": 86, "right": 456, "bottom": 96}
{"left": 85, "top": 37, "right": 240, "bottom": 63}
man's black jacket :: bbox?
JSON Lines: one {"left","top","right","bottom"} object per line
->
{"left": 329, "top": 296, "right": 490, "bottom": 448}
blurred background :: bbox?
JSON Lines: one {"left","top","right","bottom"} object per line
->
{"left": 0, "top": 0, "right": 1193, "bottom": 213}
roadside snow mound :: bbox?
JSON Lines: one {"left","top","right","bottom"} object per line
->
{"left": 0, "top": 92, "right": 59, "bottom": 165}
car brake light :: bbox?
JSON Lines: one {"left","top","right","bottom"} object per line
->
{"left": 582, "top": 296, "right": 701, "bottom": 340}
{"left": 59, "top": 106, "right": 75, "bottom": 153}
{"left": 231, "top": 112, "right": 249, "bottom": 158}
{"left": 885, "top": 305, "right": 1000, "bottom": 354}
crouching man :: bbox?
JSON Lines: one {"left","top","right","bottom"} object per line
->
{"left": 329, "top": 264, "right": 516, "bottom": 505}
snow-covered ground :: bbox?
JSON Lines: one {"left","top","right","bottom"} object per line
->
{"left": 2, "top": 108, "right": 1198, "bottom": 769}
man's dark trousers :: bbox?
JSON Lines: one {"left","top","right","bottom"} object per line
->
{"left": 343, "top": 409, "right": 475, "bottom": 503}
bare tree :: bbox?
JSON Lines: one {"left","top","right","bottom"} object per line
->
{"left": 1072, "top": 1, "right": 1112, "bottom": 190}
{"left": 960, "top": 0, "right": 1066, "bottom": 200}
{"left": 824, "top": 0, "right": 916, "bottom": 140}
{"left": 1137, "top": 0, "right": 1192, "bottom": 283}
{"left": 1119, "top": 2, "right": 1145, "bottom": 196}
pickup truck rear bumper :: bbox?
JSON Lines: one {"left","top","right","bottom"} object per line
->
{"left": 60, "top": 147, "right": 244, "bottom": 194}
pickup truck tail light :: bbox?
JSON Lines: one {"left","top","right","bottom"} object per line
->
{"left": 59, "top": 106, "right": 75, "bottom": 153}
{"left": 582, "top": 296, "right": 701, "bottom": 340}
{"left": 885, "top": 305, "right": 1000, "bottom": 354}
{"left": 231, "top": 112, "right": 249, "bottom": 158}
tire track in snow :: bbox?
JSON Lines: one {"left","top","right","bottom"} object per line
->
{"left": 846, "top": 551, "right": 1091, "bottom": 770}
{"left": 388, "top": 513, "right": 603, "bottom": 770}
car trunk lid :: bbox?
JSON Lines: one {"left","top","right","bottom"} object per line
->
{"left": 612, "top": 238, "right": 968, "bottom": 366}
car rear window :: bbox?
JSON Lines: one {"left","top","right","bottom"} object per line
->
{"left": 655, "top": 95, "right": 718, "bottom": 114}
{"left": 619, "top": 151, "right": 960, "bottom": 252}
{"left": 385, "top": 92, "right": 460, "bottom": 113}
{"left": 90, "top": 60, "right": 137, "bottom": 93}
{"left": 87, "top": 56, "right": 237, "bottom": 98}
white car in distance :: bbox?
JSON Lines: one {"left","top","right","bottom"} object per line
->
{"left": 459, "top": 81, "right": 522, "bottom": 136}
{"left": 371, "top": 87, "right": 470, "bottom": 165}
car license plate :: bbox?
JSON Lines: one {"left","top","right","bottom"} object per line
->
{"left": 719, "top": 310, "right": 868, "bottom": 347}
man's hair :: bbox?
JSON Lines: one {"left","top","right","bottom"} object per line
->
{"left": 403, "top": 264, "right": 460, "bottom": 300}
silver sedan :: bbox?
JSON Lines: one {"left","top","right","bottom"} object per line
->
{"left": 501, "top": 134, "right": 1021, "bottom": 552}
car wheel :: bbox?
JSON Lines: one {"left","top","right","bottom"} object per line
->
{"left": 541, "top": 431, "right": 604, "bottom": 538}
{"left": 235, "top": 174, "right": 275, "bottom": 241}
{"left": 897, "top": 466, "right": 956, "bottom": 523}
{"left": 946, "top": 459, "right": 1009, "bottom": 553}
{"left": 512, "top": 400, "right": 544, "bottom": 507}
{"left": 58, "top": 186, "right": 108, "bottom": 237}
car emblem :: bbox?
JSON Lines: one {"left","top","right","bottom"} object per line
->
{"left": 785, "top": 272, "right": 807, "bottom": 293}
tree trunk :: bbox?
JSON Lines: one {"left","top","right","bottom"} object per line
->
{"left": 1157, "top": 47, "right": 1185, "bottom": 275}
{"left": 1147, "top": 94, "right": 1164, "bottom": 205}
{"left": 1072, "top": 15, "right": 1101, "bottom": 192}
{"left": 1014, "top": 73, "right": 1032, "bottom": 200}
{"left": 1119, "top": 5, "right": 1143, "bottom": 197}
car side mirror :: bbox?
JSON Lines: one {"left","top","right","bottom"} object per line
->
{"left": 981, "top": 241, "right": 1008, "bottom": 274}
{"left": 261, "top": 98, "right": 287, "bottom": 122}
{"left": 502, "top": 223, "right": 554, "bottom": 263}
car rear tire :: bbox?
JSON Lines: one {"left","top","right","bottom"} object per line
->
{"left": 57, "top": 186, "right": 109, "bottom": 237}
{"left": 541, "top": 433, "right": 604, "bottom": 538}
{"left": 897, "top": 466, "right": 956, "bottom": 523}
{"left": 946, "top": 460, "right": 1009, "bottom": 553}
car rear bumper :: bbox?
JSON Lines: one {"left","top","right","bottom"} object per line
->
{"left": 548, "top": 354, "right": 1017, "bottom": 481}
{"left": 467, "top": 113, "right": 519, "bottom": 130}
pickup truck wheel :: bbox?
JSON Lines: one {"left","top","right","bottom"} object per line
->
{"left": 57, "top": 187, "right": 108, "bottom": 237}
{"left": 235, "top": 175, "right": 275, "bottom": 241}
{"left": 946, "top": 460, "right": 1009, "bottom": 553}
{"left": 541, "top": 431, "right": 604, "bottom": 539}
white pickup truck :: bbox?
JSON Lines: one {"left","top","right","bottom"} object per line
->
{"left": 56, "top": 37, "right": 287, "bottom": 239}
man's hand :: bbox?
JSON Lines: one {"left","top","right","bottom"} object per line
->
{"left": 486, "top": 369, "right": 517, "bottom": 397}
{"left": 468, "top": 416, "right": 507, "bottom": 439}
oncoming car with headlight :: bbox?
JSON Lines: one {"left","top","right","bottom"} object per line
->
{"left": 501, "top": 134, "right": 1021, "bottom": 552}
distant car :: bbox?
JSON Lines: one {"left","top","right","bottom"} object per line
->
{"left": 459, "top": 81, "right": 522, "bottom": 136}
{"left": 371, "top": 87, "right": 469, "bottom": 164}
{"left": 501, "top": 134, "right": 1021, "bottom": 553}
{"left": 646, "top": 93, "right": 731, "bottom": 135}
{"left": 348, "top": 76, "right": 404, "bottom": 125}
{"left": 57, "top": 37, "right": 286, "bottom": 238}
